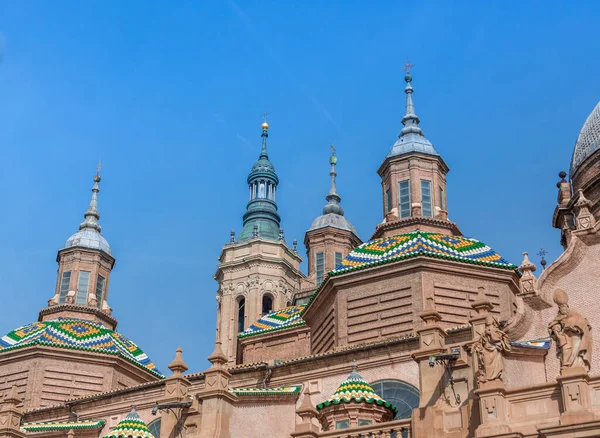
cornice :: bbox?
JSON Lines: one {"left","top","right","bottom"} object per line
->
{"left": 38, "top": 305, "right": 118, "bottom": 329}
{"left": 371, "top": 216, "right": 462, "bottom": 239}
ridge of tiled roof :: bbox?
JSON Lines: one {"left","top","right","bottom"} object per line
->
{"left": 22, "top": 419, "right": 105, "bottom": 432}
{"left": 238, "top": 305, "right": 306, "bottom": 339}
{"left": 0, "top": 318, "right": 163, "bottom": 378}
{"left": 230, "top": 385, "right": 302, "bottom": 396}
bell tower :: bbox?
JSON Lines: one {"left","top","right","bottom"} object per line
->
{"left": 374, "top": 62, "right": 461, "bottom": 239}
{"left": 42, "top": 167, "right": 117, "bottom": 330}
{"left": 214, "top": 119, "right": 305, "bottom": 364}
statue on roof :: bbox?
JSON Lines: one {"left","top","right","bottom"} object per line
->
{"left": 548, "top": 289, "right": 592, "bottom": 373}
{"left": 471, "top": 315, "right": 511, "bottom": 383}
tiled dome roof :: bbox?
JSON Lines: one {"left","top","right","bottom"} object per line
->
{"left": 103, "top": 407, "right": 155, "bottom": 438}
{"left": 238, "top": 305, "right": 306, "bottom": 339}
{"left": 571, "top": 102, "right": 600, "bottom": 175}
{"left": 0, "top": 318, "right": 163, "bottom": 378}
{"left": 331, "top": 230, "right": 516, "bottom": 275}
{"left": 316, "top": 366, "right": 397, "bottom": 415}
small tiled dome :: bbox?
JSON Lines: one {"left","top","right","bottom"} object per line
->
{"left": 103, "top": 407, "right": 155, "bottom": 438}
{"left": 571, "top": 102, "right": 600, "bottom": 175}
{"left": 317, "top": 365, "right": 397, "bottom": 416}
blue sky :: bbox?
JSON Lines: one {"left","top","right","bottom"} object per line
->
{"left": 0, "top": 1, "right": 599, "bottom": 374}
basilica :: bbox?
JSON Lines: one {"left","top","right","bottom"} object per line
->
{"left": 1, "top": 68, "right": 600, "bottom": 438}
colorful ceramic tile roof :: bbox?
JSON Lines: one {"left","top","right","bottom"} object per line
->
{"left": 103, "top": 408, "right": 155, "bottom": 438}
{"left": 238, "top": 305, "right": 306, "bottom": 338}
{"left": 0, "top": 318, "right": 163, "bottom": 378}
{"left": 332, "top": 230, "right": 516, "bottom": 275}
{"left": 22, "top": 419, "right": 105, "bottom": 432}
{"left": 316, "top": 365, "right": 397, "bottom": 416}
{"left": 511, "top": 338, "right": 551, "bottom": 349}
{"left": 230, "top": 385, "right": 302, "bottom": 396}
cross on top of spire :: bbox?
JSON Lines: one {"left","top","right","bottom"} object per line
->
{"left": 402, "top": 59, "right": 415, "bottom": 74}
{"left": 262, "top": 112, "right": 271, "bottom": 124}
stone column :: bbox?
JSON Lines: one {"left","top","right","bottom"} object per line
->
{"left": 0, "top": 385, "right": 25, "bottom": 438}
{"left": 290, "top": 387, "right": 320, "bottom": 438}
{"left": 159, "top": 347, "right": 191, "bottom": 438}
{"left": 474, "top": 381, "right": 510, "bottom": 437}
{"left": 556, "top": 366, "right": 595, "bottom": 425}
{"left": 197, "top": 341, "right": 237, "bottom": 438}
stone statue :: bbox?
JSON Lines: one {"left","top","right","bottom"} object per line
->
{"left": 472, "top": 315, "right": 511, "bottom": 383}
{"left": 548, "top": 289, "right": 592, "bottom": 372}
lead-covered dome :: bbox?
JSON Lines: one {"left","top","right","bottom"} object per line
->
{"left": 65, "top": 229, "right": 112, "bottom": 254}
{"left": 570, "top": 102, "right": 600, "bottom": 176}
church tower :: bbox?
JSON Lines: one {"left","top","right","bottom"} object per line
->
{"left": 43, "top": 167, "right": 117, "bottom": 330}
{"left": 374, "top": 63, "right": 461, "bottom": 239}
{"left": 214, "top": 120, "right": 305, "bottom": 364}
{"left": 304, "top": 147, "right": 361, "bottom": 287}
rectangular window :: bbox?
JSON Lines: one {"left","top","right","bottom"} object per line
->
{"left": 421, "top": 180, "right": 432, "bottom": 217}
{"left": 399, "top": 180, "right": 411, "bottom": 218}
{"left": 439, "top": 187, "right": 444, "bottom": 211}
{"left": 335, "top": 252, "right": 343, "bottom": 267}
{"left": 95, "top": 275, "right": 105, "bottom": 308}
{"left": 358, "top": 419, "right": 373, "bottom": 426}
{"left": 386, "top": 188, "right": 392, "bottom": 212}
{"left": 335, "top": 420, "right": 350, "bottom": 430}
{"left": 76, "top": 271, "right": 91, "bottom": 305}
{"left": 59, "top": 271, "right": 71, "bottom": 304}
{"left": 316, "top": 252, "right": 325, "bottom": 286}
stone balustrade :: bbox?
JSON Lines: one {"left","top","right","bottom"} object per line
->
{"left": 316, "top": 418, "right": 411, "bottom": 438}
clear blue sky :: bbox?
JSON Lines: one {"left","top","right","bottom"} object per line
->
{"left": 1, "top": 1, "right": 599, "bottom": 374}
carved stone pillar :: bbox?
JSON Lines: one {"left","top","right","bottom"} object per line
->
{"left": 197, "top": 341, "right": 237, "bottom": 438}
{"left": 159, "top": 347, "right": 191, "bottom": 438}
{"left": 474, "top": 381, "right": 510, "bottom": 437}
{"left": 290, "top": 387, "right": 320, "bottom": 438}
{"left": 0, "top": 386, "right": 25, "bottom": 438}
{"left": 556, "top": 366, "right": 595, "bottom": 425}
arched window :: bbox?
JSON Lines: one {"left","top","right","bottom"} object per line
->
{"left": 371, "top": 380, "right": 419, "bottom": 420}
{"left": 259, "top": 182, "right": 266, "bottom": 198}
{"left": 262, "top": 294, "right": 273, "bottom": 316}
{"left": 237, "top": 298, "right": 245, "bottom": 333}
{"left": 148, "top": 418, "right": 161, "bottom": 437}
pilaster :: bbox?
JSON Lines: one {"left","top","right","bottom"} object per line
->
{"left": 474, "top": 381, "right": 511, "bottom": 437}
{"left": 290, "top": 387, "right": 320, "bottom": 438}
{"left": 0, "top": 386, "right": 25, "bottom": 438}
{"left": 556, "top": 366, "right": 596, "bottom": 425}
{"left": 159, "top": 347, "right": 191, "bottom": 438}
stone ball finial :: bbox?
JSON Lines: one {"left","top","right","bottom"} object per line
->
{"left": 559, "top": 171, "right": 567, "bottom": 179}
{"left": 553, "top": 289, "right": 569, "bottom": 306}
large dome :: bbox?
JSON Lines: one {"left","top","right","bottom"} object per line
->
{"left": 0, "top": 318, "right": 162, "bottom": 377}
{"left": 570, "top": 102, "right": 600, "bottom": 176}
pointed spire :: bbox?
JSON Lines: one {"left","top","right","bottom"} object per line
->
{"left": 168, "top": 346, "right": 189, "bottom": 376}
{"left": 322, "top": 144, "right": 344, "bottom": 216}
{"left": 260, "top": 112, "right": 270, "bottom": 159}
{"left": 399, "top": 60, "right": 424, "bottom": 138}
{"left": 79, "top": 163, "right": 103, "bottom": 232}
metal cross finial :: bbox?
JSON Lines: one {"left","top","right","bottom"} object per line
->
{"left": 402, "top": 59, "right": 415, "bottom": 74}
{"left": 262, "top": 112, "right": 271, "bottom": 123}
{"left": 96, "top": 160, "right": 103, "bottom": 177}
{"left": 330, "top": 143, "right": 336, "bottom": 156}
{"left": 538, "top": 248, "right": 548, "bottom": 270}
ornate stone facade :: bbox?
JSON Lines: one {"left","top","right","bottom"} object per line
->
{"left": 1, "top": 78, "right": 600, "bottom": 438}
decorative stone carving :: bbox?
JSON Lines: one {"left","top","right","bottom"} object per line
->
{"left": 574, "top": 189, "right": 596, "bottom": 230}
{"left": 518, "top": 252, "right": 537, "bottom": 294}
{"left": 471, "top": 316, "right": 511, "bottom": 384}
{"left": 48, "top": 292, "right": 60, "bottom": 307}
{"left": 87, "top": 292, "right": 98, "bottom": 308}
{"left": 65, "top": 290, "right": 76, "bottom": 305}
{"left": 548, "top": 289, "right": 592, "bottom": 373}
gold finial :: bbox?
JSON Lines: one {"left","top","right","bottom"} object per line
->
{"left": 94, "top": 160, "right": 102, "bottom": 183}
{"left": 261, "top": 111, "right": 271, "bottom": 130}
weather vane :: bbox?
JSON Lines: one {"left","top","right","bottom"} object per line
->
{"left": 402, "top": 59, "right": 415, "bottom": 74}
{"left": 96, "top": 160, "right": 103, "bottom": 177}
{"left": 330, "top": 143, "right": 336, "bottom": 156}
{"left": 537, "top": 248, "right": 548, "bottom": 270}
{"left": 262, "top": 111, "right": 271, "bottom": 123}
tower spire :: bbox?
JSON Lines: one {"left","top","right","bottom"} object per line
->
{"left": 323, "top": 145, "right": 343, "bottom": 216}
{"left": 400, "top": 60, "right": 424, "bottom": 138}
{"left": 79, "top": 162, "right": 103, "bottom": 232}
{"left": 260, "top": 112, "right": 270, "bottom": 159}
